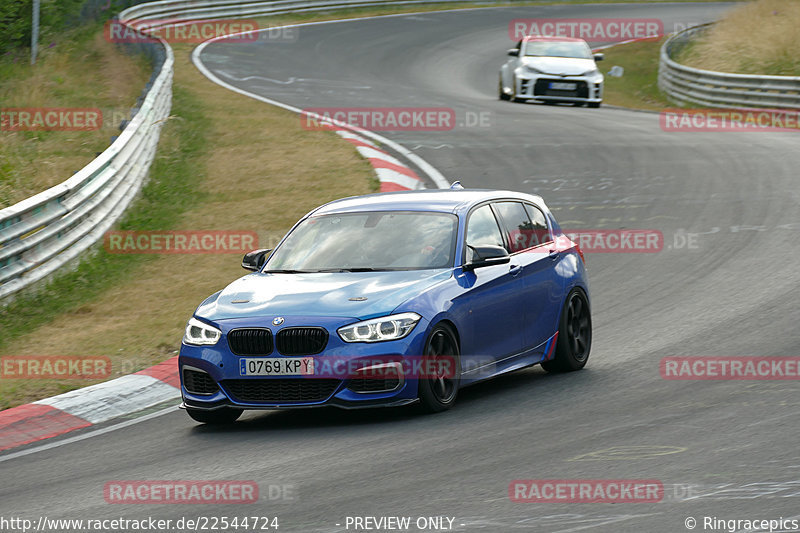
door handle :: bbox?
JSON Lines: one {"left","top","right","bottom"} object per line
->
{"left": 509, "top": 264, "right": 522, "bottom": 276}
{"left": 548, "top": 249, "right": 559, "bottom": 259}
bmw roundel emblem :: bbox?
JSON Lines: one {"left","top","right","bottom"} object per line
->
{"left": 272, "top": 317, "right": 284, "bottom": 326}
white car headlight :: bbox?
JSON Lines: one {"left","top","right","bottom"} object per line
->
{"left": 338, "top": 312, "right": 421, "bottom": 343}
{"left": 581, "top": 68, "right": 599, "bottom": 76}
{"left": 183, "top": 317, "right": 222, "bottom": 346}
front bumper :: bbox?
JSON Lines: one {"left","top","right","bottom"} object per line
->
{"left": 179, "top": 315, "right": 430, "bottom": 410}
{"left": 516, "top": 73, "right": 603, "bottom": 103}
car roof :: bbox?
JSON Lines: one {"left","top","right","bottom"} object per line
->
{"left": 523, "top": 35, "right": 587, "bottom": 44}
{"left": 313, "top": 189, "right": 546, "bottom": 215}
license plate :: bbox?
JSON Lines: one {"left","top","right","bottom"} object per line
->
{"left": 239, "top": 357, "right": 315, "bottom": 376}
{"left": 550, "top": 82, "right": 577, "bottom": 90}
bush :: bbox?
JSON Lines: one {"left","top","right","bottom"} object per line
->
{"left": 0, "top": 0, "right": 148, "bottom": 56}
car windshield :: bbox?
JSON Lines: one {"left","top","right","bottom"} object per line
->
{"left": 265, "top": 211, "right": 458, "bottom": 271}
{"left": 524, "top": 41, "right": 592, "bottom": 59}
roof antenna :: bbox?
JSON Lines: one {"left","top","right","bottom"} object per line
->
{"left": 449, "top": 181, "right": 464, "bottom": 190}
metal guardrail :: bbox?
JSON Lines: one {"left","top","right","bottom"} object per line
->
{"left": 659, "top": 23, "right": 800, "bottom": 110}
{"left": 0, "top": 27, "right": 173, "bottom": 302}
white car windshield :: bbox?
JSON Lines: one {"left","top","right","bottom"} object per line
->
{"left": 524, "top": 41, "right": 592, "bottom": 59}
{"left": 265, "top": 211, "right": 458, "bottom": 271}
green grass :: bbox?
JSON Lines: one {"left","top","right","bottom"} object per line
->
{"left": 674, "top": 0, "right": 800, "bottom": 76}
{"left": 0, "top": 20, "right": 152, "bottom": 207}
{"left": 0, "top": 85, "right": 209, "bottom": 357}
{"left": 601, "top": 38, "right": 674, "bottom": 111}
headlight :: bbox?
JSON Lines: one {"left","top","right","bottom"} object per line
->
{"left": 581, "top": 68, "right": 599, "bottom": 76}
{"left": 183, "top": 317, "right": 222, "bottom": 346}
{"left": 338, "top": 312, "right": 421, "bottom": 343}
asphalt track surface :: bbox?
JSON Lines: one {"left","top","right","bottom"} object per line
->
{"left": 4, "top": 3, "right": 800, "bottom": 532}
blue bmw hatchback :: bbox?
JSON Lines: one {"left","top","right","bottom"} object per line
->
{"left": 179, "top": 187, "right": 591, "bottom": 423}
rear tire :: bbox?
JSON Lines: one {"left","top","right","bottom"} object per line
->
{"left": 588, "top": 102, "right": 601, "bottom": 108}
{"left": 542, "top": 289, "right": 592, "bottom": 373}
{"left": 418, "top": 323, "right": 461, "bottom": 413}
{"left": 186, "top": 406, "right": 243, "bottom": 424}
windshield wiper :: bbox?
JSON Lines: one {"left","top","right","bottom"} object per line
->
{"left": 315, "top": 267, "right": 382, "bottom": 272}
{"left": 265, "top": 267, "right": 407, "bottom": 273}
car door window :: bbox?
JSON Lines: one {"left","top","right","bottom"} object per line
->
{"left": 524, "top": 203, "right": 553, "bottom": 246}
{"left": 494, "top": 202, "right": 535, "bottom": 253}
{"left": 465, "top": 205, "right": 504, "bottom": 262}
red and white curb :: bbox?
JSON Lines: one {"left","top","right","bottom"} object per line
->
{"left": 0, "top": 356, "right": 179, "bottom": 452}
{"left": 332, "top": 129, "right": 424, "bottom": 192}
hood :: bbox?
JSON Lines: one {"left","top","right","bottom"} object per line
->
{"left": 523, "top": 56, "right": 596, "bottom": 76}
{"left": 195, "top": 270, "right": 453, "bottom": 322}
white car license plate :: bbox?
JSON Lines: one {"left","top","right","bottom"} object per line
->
{"left": 550, "top": 82, "right": 577, "bottom": 90}
{"left": 240, "top": 357, "right": 315, "bottom": 376}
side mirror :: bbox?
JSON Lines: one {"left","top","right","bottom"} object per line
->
{"left": 463, "top": 245, "right": 511, "bottom": 271}
{"left": 242, "top": 249, "right": 271, "bottom": 271}
{"left": 507, "top": 48, "right": 520, "bottom": 57}
{"left": 593, "top": 53, "right": 604, "bottom": 62}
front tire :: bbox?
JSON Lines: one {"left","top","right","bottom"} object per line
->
{"left": 588, "top": 102, "right": 601, "bottom": 108}
{"left": 418, "top": 323, "right": 461, "bottom": 413}
{"left": 542, "top": 289, "right": 592, "bottom": 373}
{"left": 498, "top": 77, "right": 510, "bottom": 101}
{"left": 186, "top": 406, "right": 243, "bottom": 424}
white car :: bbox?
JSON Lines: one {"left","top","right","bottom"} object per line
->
{"left": 499, "top": 35, "right": 604, "bottom": 107}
